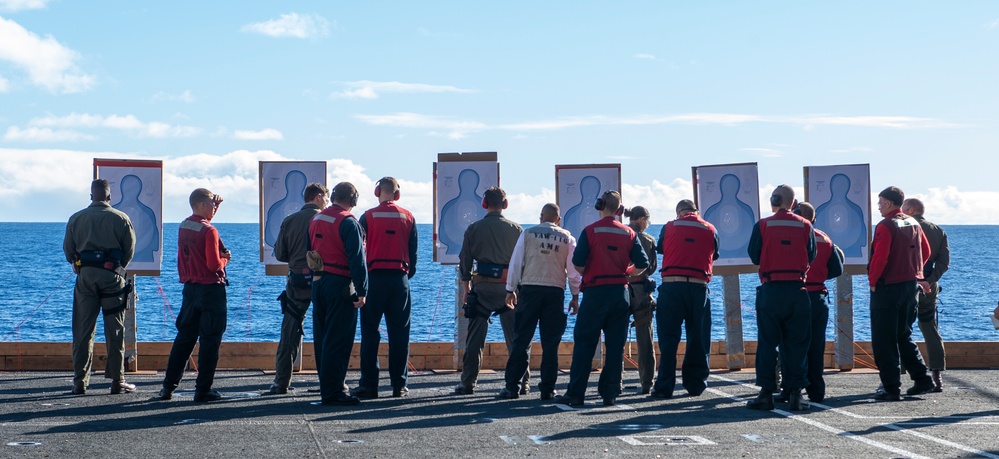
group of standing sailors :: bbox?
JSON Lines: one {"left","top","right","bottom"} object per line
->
{"left": 64, "top": 178, "right": 951, "bottom": 409}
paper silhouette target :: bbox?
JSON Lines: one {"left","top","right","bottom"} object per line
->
{"left": 804, "top": 164, "right": 871, "bottom": 266}
{"left": 556, "top": 164, "right": 622, "bottom": 241}
{"left": 259, "top": 161, "right": 327, "bottom": 271}
{"left": 694, "top": 163, "right": 759, "bottom": 270}
{"left": 94, "top": 159, "right": 163, "bottom": 276}
{"left": 434, "top": 152, "right": 498, "bottom": 264}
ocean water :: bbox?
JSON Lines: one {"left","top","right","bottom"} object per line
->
{"left": 2, "top": 223, "right": 997, "bottom": 345}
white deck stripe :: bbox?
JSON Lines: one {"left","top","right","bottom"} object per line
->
{"left": 710, "top": 374, "right": 996, "bottom": 459}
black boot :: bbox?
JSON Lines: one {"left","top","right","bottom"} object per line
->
{"left": 788, "top": 390, "right": 809, "bottom": 411}
{"left": 747, "top": 390, "right": 775, "bottom": 410}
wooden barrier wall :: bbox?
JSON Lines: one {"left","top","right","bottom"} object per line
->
{"left": 3, "top": 341, "right": 999, "bottom": 372}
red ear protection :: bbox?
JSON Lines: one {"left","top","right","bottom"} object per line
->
{"left": 594, "top": 197, "right": 606, "bottom": 211}
{"left": 615, "top": 205, "right": 624, "bottom": 216}
{"left": 482, "top": 197, "right": 488, "bottom": 209}
{"left": 375, "top": 186, "right": 382, "bottom": 198}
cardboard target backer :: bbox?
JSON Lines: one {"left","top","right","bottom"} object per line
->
{"left": 555, "top": 164, "right": 622, "bottom": 240}
{"left": 94, "top": 158, "right": 163, "bottom": 276}
{"left": 259, "top": 161, "right": 327, "bottom": 275}
{"left": 804, "top": 164, "right": 871, "bottom": 271}
{"left": 693, "top": 162, "right": 760, "bottom": 274}
{"left": 433, "top": 152, "right": 498, "bottom": 264}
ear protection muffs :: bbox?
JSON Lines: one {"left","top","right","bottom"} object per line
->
{"left": 770, "top": 193, "right": 783, "bottom": 207}
{"left": 374, "top": 179, "right": 401, "bottom": 200}
{"left": 335, "top": 184, "right": 359, "bottom": 207}
{"left": 594, "top": 191, "right": 624, "bottom": 215}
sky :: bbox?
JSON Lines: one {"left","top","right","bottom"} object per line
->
{"left": 1, "top": 1, "right": 998, "bottom": 224}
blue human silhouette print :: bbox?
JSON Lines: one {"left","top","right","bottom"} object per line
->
{"left": 112, "top": 174, "right": 159, "bottom": 263}
{"left": 438, "top": 169, "right": 487, "bottom": 255}
{"left": 562, "top": 175, "right": 602, "bottom": 239}
{"left": 265, "top": 170, "right": 308, "bottom": 247}
{"left": 703, "top": 174, "right": 756, "bottom": 259}
{"left": 814, "top": 173, "right": 867, "bottom": 257}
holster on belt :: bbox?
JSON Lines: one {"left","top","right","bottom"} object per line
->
{"left": 629, "top": 279, "right": 656, "bottom": 328}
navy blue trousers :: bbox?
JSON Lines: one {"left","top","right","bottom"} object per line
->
{"left": 755, "top": 281, "right": 810, "bottom": 392}
{"left": 653, "top": 281, "right": 712, "bottom": 396}
{"left": 312, "top": 275, "right": 358, "bottom": 401}
{"left": 870, "top": 281, "right": 929, "bottom": 395}
{"left": 565, "top": 284, "right": 630, "bottom": 400}
{"left": 164, "top": 283, "right": 227, "bottom": 392}
{"left": 504, "top": 285, "right": 567, "bottom": 394}
{"left": 358, "top": 270, "right": 411, "bottom": 391}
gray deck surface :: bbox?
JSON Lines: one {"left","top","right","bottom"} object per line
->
{"left": 2, "top": 369, "right": 998, "bottom": 458}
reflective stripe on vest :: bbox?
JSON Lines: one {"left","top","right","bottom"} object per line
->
{"left": 805, "top": 228, "right": 833, "bottom": 292}
{"left": 363, "top": 203, "right": 414, "bottom": 272}
{"left": 581, "top": 219, "right": 635, "bottom": 290}
{"left": 309, "top": 207, "right": 352, "bottom": 277}
{"left": 758, "top": 211, "right": 811, "bottom": 283}
{"left": 880, "top": 214, "right": 923, "bottom": 284}
{"left": 660, "top": 215, "right": 716, "bottom": 281}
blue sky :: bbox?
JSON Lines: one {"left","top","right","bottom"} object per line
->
{"left": 1, "top": 1, "right": 998, "bottom": 224}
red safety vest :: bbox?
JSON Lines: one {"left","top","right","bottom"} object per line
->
{"left": 309, "top": 205, "right": 353, "bottom": 277}
{"left": 363, "top": 202, "right": 415, "bottom": 272}
{"left": 660, "top": 214, "right": 717, "bottom": 282}
{"left": 879, "top": 213, "right": 924, "bottom": 284}
{"left": 581, "top": 217, "right": 635, "bottom": 290}
{"left": 805, "top": 228, "right": 833, "bottom": 292}
{"left": 758, "top": 210, "right": 812, "bottom": 283}
{"left": 178, "top": 216, "right": 226, "bottom": 284}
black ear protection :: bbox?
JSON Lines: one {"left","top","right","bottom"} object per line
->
{"left": 770, "top": 193, "right": 782, "bottom": 207}
{"left": 334, "top": 184, "right": 359, "bottom": 207}
{"left": 374, "top": 179, "right": 400, "bottom": 200}
{"left": 594, "top": 191, "right": 624, "bottom": 216}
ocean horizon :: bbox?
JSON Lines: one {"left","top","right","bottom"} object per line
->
{"left": 3, "top": 223, "right": 997, "bottom": 345}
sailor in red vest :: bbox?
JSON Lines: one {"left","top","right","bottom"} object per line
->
{"left": 268, "top": 182, "right": 328, "bottom": 395}
{"left": 160, "top": 188, "right": 230, "bottom": 402}
{"left": 309, "top": 182, "right": 368, "bottom": 406}
{"left": 746, "top": 185, "right": 815, "bottom": 411}
{"left": 352, "top": 177, "right": 418, "bottom": 399}
{"left": 868, "top": 186, "right": 934, "bottom": 401}
{"left": 781, "top": 202, "right": 843, "bottom": 403}
{"left": 650, "top": 199, "right": 719, "bottom": 399}
{"left": 555, "top": 191, "right": 649, "bottom": 407}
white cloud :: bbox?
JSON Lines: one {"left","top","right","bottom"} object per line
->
{"left": 634, "top": 53, "right": 659, "bottom": 60}
{"left": 0, "top": 17, "right": 94, "bottom": 93}
{"left": 331, "top": 80, "right": 475, "bottom": 99}
{"left": 3, "top": 126, "right": 96, "bottom": 142}
{"left": 0, "top": 0, "right": 49, "bottom": 12}
{"left": 233, "top": 128, "right": 284, "bottom": 140}
{"left": 241, "top": 13, "right": 330, "bottom": 39}
{"left": 24, "top": 112, "right": 200, "bottom": 138}
{"left": 151, "top": 90, "right": 195, "bottom": 103}
{"left": 355, "top": 112, "right": 486, "bottom": 139}
{"left": 1, "top": 149, "right": 996, "bottom": 225}
{"left": 989, "top": 18, "right": 999, "bottom": 29}
{"left": 0, "top": 75, "right": 8, "bottom": 92}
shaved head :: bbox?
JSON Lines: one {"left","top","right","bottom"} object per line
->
{"left": 541, "top": 203, "right": 560, "bottom": 222}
